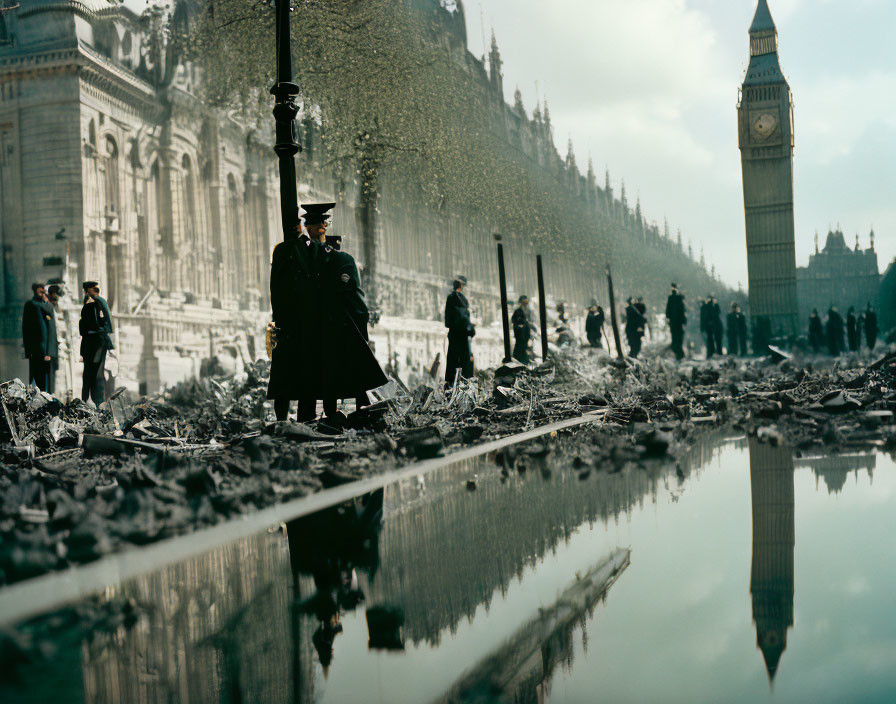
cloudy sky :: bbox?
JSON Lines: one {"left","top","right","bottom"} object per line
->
{"left": 466, "top": 0, "right": 896, "bottom": 288}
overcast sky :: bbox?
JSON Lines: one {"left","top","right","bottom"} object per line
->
{"left": 466, "top": 0, "right": 896, "bottom": 288}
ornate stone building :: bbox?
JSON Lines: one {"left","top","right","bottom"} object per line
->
{"left": 0, "top": 0, "right": 718, "bottom": 396}
{"left": 738, "top": 0, "right": 799, "bottom": 341}
{"left": 796, "top": 229, "right": 881, "bottom": 323}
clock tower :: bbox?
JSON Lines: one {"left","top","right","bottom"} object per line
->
{"left": 738, "top": 0, "right": 799, "bottom": 344}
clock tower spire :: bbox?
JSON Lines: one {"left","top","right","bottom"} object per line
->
{"left": 738, "top": 0, "right": 799, "bottom": 348}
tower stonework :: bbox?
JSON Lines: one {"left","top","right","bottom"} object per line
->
{"left": 738, "top": 0, "right": 799, "bottom": 341}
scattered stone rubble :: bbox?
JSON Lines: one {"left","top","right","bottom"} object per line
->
{"left": 3, "top": 347, "right": 896, "bottom": 586}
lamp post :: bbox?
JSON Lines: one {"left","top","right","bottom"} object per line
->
{"left": 271, "top": 0, "right": 301, "bottom": 241}
{"left": 494, "top": 234, "right": 512, "bottom": 363}
{"left": 536, "top": 254, "right": 548, "bottom": 361}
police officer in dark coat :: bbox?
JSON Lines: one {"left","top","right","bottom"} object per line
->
{"left": 699, "top": 298, "right": 714, "bottom": 357}
{"left": 709, "top": 297, "right": 724, "bottom": 354}
{"left": 726, "top": 303, "right": 739, "bottom": 356}
{"left": 624, "top": 297, "right": 646, "bottom": 358}
{"left": 735, "top": 305, "right": 748, "bottom": 355}
{"left": 808, "top": 309, "right": 824, "bottom": 353}
{"left": 585, "top": 300, "right": 605, "bottom": 349}
{"left": 267, "top": 204, "right": 387, "bottom": 423}
{"left": 665, "top": 283, "right": 687, "bottom": 360}
{"left": 511, "top": 295, "right": 535, "bottom": 364}
{"left": 825, "top": 306, "right": 845, "bottom": 356}
{"left": 79, "top": 281, "right": 114, "bottom": 404}
{"left": 22, "top": 282, "right": 57, "bottom": 392}
{"left": 846, "top": 307, "right": 859, "bottom": 352}
{"left": 862, "top": 303, "right": 878, "bottom": 350}
{"left": 444, "top": 276, "right": 475, "bottom": 386}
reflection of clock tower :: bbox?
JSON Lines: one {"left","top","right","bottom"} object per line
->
{"left": 738, "top": 0, "right": 799, "bottom": 343}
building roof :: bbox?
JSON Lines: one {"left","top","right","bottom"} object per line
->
{"left": 750, "top": 0, "right": 777, "bottom": 34}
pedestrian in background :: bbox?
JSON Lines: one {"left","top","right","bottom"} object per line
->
{"left": 21, "top": 282, "right": 56, "bottom": 392}
{"left": 666, "top": 283, "right": 687, "bottom": 361}
{"left": 444, "top": 276, "right": 475, "bottom": 386}
{"left": 585, "top": 300, "right": 605, "bottom": 349}
{"left": 79, "top": 281, "right": 114, "bottom": 405}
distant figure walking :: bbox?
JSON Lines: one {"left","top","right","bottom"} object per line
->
{"left": 808, "top": 309, "right": 824, "bottom": 353}
{"left": 665, "top": 283, "right": 687, "bottom": 360}
{"left": 585, "top": 300, "right": 605, "bottom": 349}
{"left": 825, "top": 306, "right": 845, "bottom": 356}
{"left": 699, "top": 297, "right": 715, "bottom": 357}
{"left": 846, "top": 307, "right": 859, "bottom": 352}
{"left": 709, "top": 296, "right": 724, "bottom": 355}
{"left": 862, "top": 303, "right": 878, "bottom": 350}
{"left": 444, "top": 276, "right": 475, "bottom": 386}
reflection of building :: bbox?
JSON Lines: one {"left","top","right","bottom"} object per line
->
{"left": 749, "top": 439, "right": 795, "bottom": 682}
{"left": 795, "top": 453, "right": 876, "bottom": 495}
{"left": 796, "top": 229, "right": 881, "bottom": 323}
{"left": 737, "top": 0, "right": 799, "bottom": 339}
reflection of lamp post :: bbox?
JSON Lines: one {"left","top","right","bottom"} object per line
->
{"left": 271, "top": 0, "right": 301, "bottom": 241}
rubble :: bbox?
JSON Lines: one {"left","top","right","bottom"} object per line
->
{"left": 3, "top": 348, "right": 896, "bottom": 586}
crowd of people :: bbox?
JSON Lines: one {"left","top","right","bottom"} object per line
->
{"left": 19, "top": 216, "right": 886, "bottom": 418}
{"left": 808, "top": 305, "right": 878, "bottom": 356}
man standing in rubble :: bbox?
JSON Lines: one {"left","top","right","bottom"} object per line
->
{"left": 666, "top": 283, "right": 687, "bottom": 360}
{"left": 444, "top": 276, "right": 475, "bottom": 386}
{"left": 585, "top": 300, "right": 605, "bottom": 349}
{"left": 511, "top": 295, "right": 535, "bottom": 364}
{"left": 267, "top": 204, "right": 386, "bottom": 425}
{"left": 79, "top": 281, "right": 114, "bottom": 404}
{"left": 22, "top": 282, "right": 57, "bottom": 392}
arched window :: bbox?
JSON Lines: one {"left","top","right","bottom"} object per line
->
{"left": 181, "top": 154, "right": 197, "bottom": 237}
{"left": 103, "top": 136, "right": 120, "bottom": 214}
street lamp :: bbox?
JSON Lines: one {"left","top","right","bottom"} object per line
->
{"left": 270, "top": 0, "right": 301, "bottom": 241}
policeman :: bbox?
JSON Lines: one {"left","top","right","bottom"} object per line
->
{"left": 267, "top": 204, "right": 386, "bottom": 424}
{"left": 726, "top": 303, "right": 739, "bottom": 356}
{"left": 585, "top": 300, "right": 605, "bottom": 349}
{"left": 444, "top": 276, "right": 475, "bottom": 386}
{"left": 511, "top": 295, "right": 535, "bottom": 364}
{"left": 22, "top": 283, "right": 56, "bottom": 392}
{"left": 79, "top": 281, "right": 114, "bottom": 404}
{"left": 624, "top": 297, "right": 646, "bottom": 358}
{"left": 665, "top": 283, "right": 687, "bottom": 360}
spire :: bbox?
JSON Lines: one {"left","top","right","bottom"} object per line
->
{"left": 814, "top": 231, "right": 819, "bottom": 254}
{"left": 750, "top": 0, "right": 776, "bottom": 34}
{"left": 870, "top": 228, "right": 875, "bottom": 251}
{"left": 855, "top": 233, "right": 861, "bottom": 251}
{"left": 749, "top": 0, "right": 779, "bottom": 58}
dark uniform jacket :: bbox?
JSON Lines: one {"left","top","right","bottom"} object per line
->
{"left": 445, "top": 290, "right": 475, "bottom": 340}
{"left": 666, "top": 292, "right": 686, "bottom": 327}
{"left": 267, "top": 237, "right": 387, "bottom": 401}
{"left": 585, "top": 308, "right": 605, "bottom": 346}
{"left": 79, "top": 295, "right": 114, "bottom": 360}
{"left": 23, "top": 297, "right": 57, "bottom": 360}
{"left": 512, "top": 306, "right": 533, "bottom": 342}
{"left": 625, "top": 304, "right": 645, "bottom": 338}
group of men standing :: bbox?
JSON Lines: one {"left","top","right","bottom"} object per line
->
{"left": 21, "top": 281, "right": 114, "bottom": 404}
{"left": 808, "top": 304, "right": 878, "bottom": 356}
{"left": 697, "top": 295, "right": 748, "bottom": 358}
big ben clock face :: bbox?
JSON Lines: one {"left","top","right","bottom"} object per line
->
{"left": 750, "top": 110, "right": 780, "bottom": 142}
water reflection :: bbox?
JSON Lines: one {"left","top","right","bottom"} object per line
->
{"left": 749, "top": 439, "right": 795, "bottom": 682}
{"left": 0, "top": 436, "right": 730, "bottom": 704}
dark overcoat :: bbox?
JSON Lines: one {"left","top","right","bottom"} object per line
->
{"left": 22, "top": 298, "right": 52, "bottom": 359}
{"left": 585, "top": 309, "right": 604, "bottom": 346}
{"left": 79, "top": 295, "right": 114, "bottom": 361}
{"left": 267, "top": 237, "right": 387, "bottom": 401}
{"left": 666, "top": 292, "right": 686, "bottom": 327}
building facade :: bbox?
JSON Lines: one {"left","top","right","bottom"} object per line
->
{"left": 0, "top": 0, "right": 719, "bottom": 397}
{"left": 796, "top": 229, "right": 880, "bottom": 323}
{"left": 738, "top": 0, "right": 799, "bottom": 341}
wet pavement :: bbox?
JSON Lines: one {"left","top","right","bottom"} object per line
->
{"left": 1, "top": 437, "right": 894, "bottom": 703}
